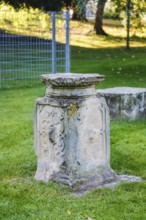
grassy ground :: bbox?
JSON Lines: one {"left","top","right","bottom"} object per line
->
{"left": 1, "top": 18, "right": 146, "bottom": 220}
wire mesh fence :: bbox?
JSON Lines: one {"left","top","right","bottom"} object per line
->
{"left": 0, "top": 9, "right": 70, "bottom": 89}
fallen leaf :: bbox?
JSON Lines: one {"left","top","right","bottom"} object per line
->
{"left": 67, "top": 210, "right": 71, "bottom": 215}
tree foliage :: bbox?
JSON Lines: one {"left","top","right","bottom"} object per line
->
{"left": 0, "top": 0, "right": 71, "bottom": 11}
{"left": 70, "top": 0, "right": 88, "bottom": 20}
{"left": 111, "top": 0, "right": 145, "bottom": 29}
{"left": 76, "top": 0, "right": 88, "bottom": 19}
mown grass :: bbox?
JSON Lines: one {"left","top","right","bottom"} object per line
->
{"left": 71, "top": 45, "right": 146, "bottom": 88}
{"left": 0, "top": 18, "right": 146, "bottom": 220}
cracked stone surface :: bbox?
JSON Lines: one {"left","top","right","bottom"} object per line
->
{"left": 41, "top": 73, "right": 105, "bottom": 87}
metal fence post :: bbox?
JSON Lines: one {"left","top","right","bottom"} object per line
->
{"left": 51, "top": 12, "right": 56, "bottom": 73}
{"left": 65, "top": 11, "right": 70, "bottom": 73}
{"left": 0, "top": 65, "right": 1, "bottom": 89}
{"left": 126, "top": 0, "right": 131, "bottom": 49}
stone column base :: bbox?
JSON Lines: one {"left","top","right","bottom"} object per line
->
{"left": 34, "top": 74, "right": 117, "bottom": 191}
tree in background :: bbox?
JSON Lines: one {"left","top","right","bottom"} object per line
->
{"left": 1, "top": 0, "right": 145, "bottom": 35}
{"left": 94, "top": 0, "right": 107, "bottom": 35}
{"left": 111, "top": 0, "right": 145, "bottom": 30}
{"left": 67, "top": 0, "right": 108, "bottom": 35}
{"left": 74, "top": 0, "right": 88, "bottom": 20}
{"left": 70, "top": 0, "right": 79, "bottom": 20}
{"left": 69, "top": 0, "right": 88, "bottom": 20}
{"left": 76, "top": 0, "right": 145, "bottom": 35}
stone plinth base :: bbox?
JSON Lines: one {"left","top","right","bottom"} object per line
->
{"left": 97, "top": 87, "right": 146, "bottom": 120}
{"left": 72, "top": 175, "right": 143, "bottom": 196}
{"left": 34, "top": 73, "right": 117, "bottom": 191}
{"left": 53, "top": 165, "right": 116, "bottom": 191}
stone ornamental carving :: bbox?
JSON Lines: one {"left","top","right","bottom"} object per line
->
{"left": 34, "top": 73, "right": 117, "bottom": 191}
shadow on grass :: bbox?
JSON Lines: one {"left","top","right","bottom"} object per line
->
{"left": 0, "top": 28, "right": 52, "bottom": 43}
{"left": 106, "top": 34, "right": 146, "bottom": 43}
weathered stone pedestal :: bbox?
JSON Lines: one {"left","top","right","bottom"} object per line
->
{"left": 97, "top": 87, "right": 146, "bottom": 120}
{"left": 34, "top": 73, "right": 116, "bottom": 191}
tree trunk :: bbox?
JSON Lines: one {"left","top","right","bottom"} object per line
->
{"left": 72, "top": 11, "right": 80, "bottom": 20}
{"left": 94, "top": 0, "right": 107, "bottom": 35}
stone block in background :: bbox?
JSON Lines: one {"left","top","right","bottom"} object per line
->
{"left": 97, "top": 87, "right": 146, "bottom": 120}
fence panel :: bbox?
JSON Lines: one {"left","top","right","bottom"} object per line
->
{"left": 0, "top": 9, "right": 70, "bottom": 88}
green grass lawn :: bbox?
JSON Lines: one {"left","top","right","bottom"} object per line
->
{"left": 1, "top": 20, "right": 146, "bottom": 220}
{"left": 71, "top": 45, "right": 146, "bottom": 88}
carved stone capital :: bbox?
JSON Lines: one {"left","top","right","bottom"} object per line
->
{"left": 41, "top": 73, "right": 105, "bottom": 88}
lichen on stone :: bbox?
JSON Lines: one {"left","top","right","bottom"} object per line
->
{"left": 68, "top": 101, "right": 78, "bottom": 116}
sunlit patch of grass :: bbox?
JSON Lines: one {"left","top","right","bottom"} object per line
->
{"left": 70, "top": 19, "right": 146, "bottom": 48}
{"left": 70, "top": 28, "right": 146, "bottom": 48}
{"left": 70, "top": 34, "right": 124, "bottom": 48}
